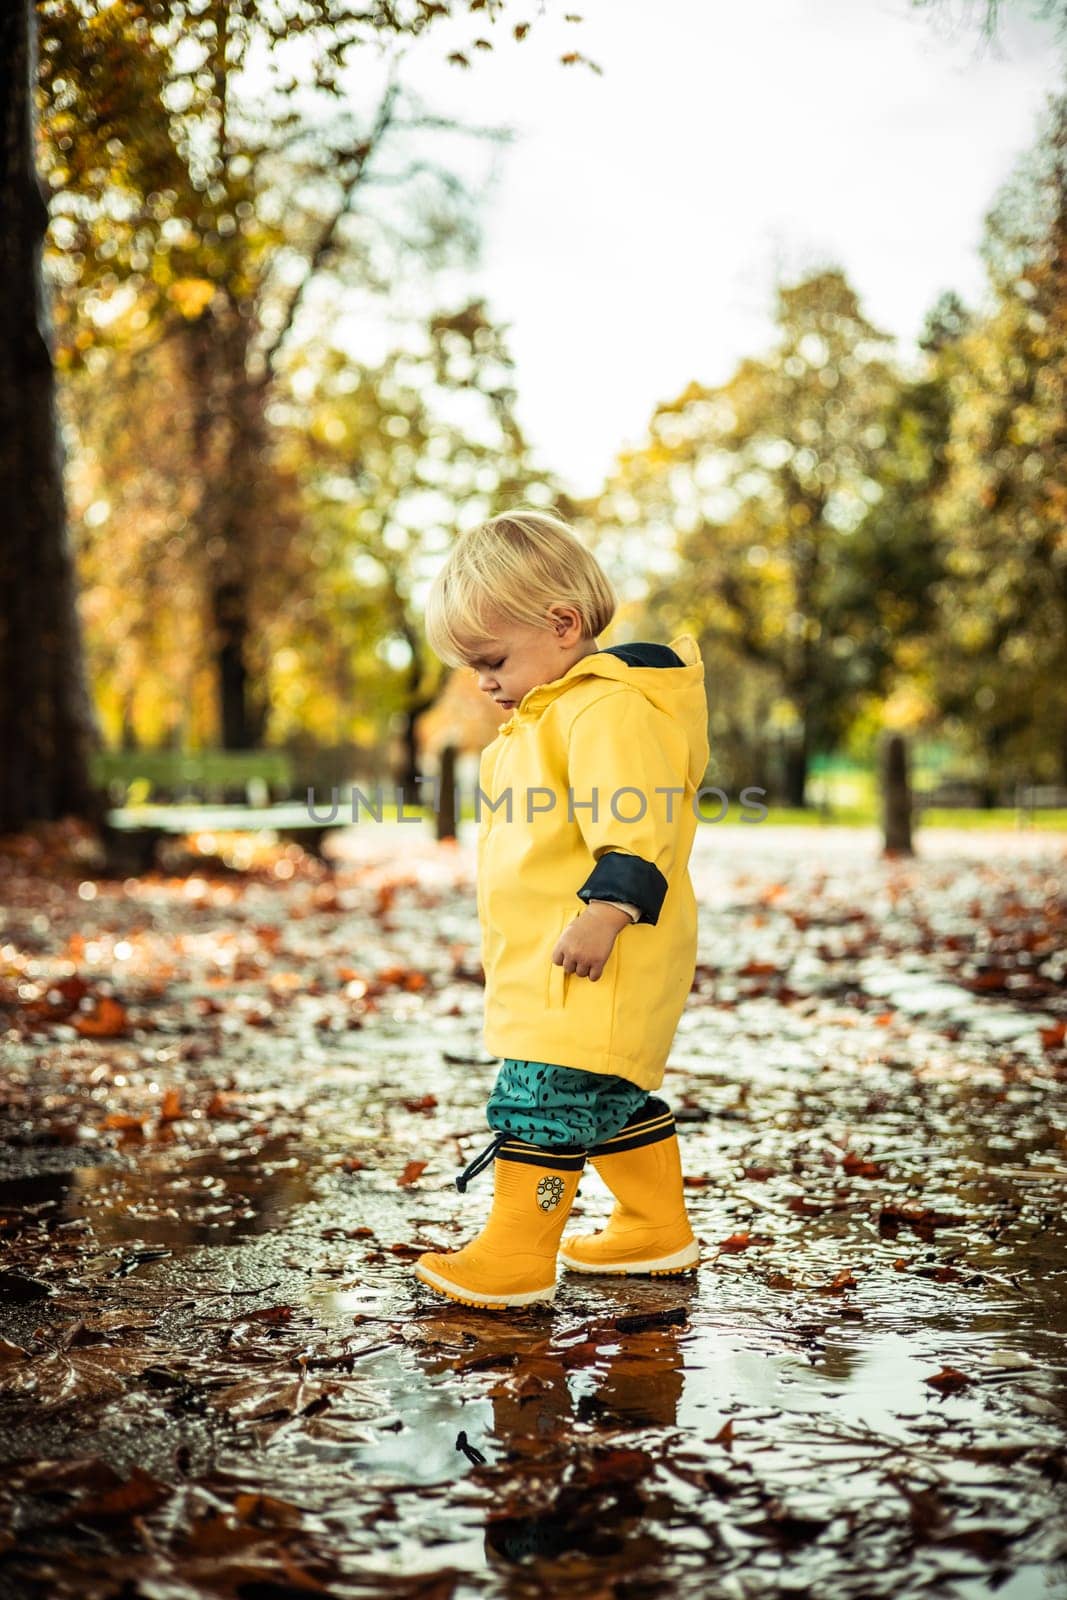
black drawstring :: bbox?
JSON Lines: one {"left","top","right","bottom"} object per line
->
{"left": 456, "top": 1131, "right": 507, "bottom": 1192}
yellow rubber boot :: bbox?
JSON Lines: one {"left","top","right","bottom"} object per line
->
{"left": 415, "top": 1138, "right": 586, "bottom": 1309}
{"left": 559, "top": 1099, "right": 699, "bottom": 1276}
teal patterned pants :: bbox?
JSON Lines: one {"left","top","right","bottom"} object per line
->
{"left": 486, "top": 1058, "right": 649, "bottom": 1149}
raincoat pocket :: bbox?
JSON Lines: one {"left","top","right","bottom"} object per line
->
{"left": 547, "top": 907, "right": 573, "bottom": 1010}
{"left": 546, "top": 904, "right": 621, "bottom": 1018}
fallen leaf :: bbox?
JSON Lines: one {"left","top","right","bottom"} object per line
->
{"left": 817, "top": 1269, "right": 857, "bottom": 1294}
{"left": 74, "top": 996, "right": 129, "bottom": 1038}
{"left": 717, "top": 1230, "right": 773, "bottom": 1253}
{"left": 925, "top": 1365, "right": 973, "bottom": 1393}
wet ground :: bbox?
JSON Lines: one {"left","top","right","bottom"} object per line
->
{"left": 1, "top": 818, "right": 1066, "bottom": 1598}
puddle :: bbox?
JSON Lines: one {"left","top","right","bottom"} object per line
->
{"left": 0, "top": 1138, "right": 322, "bottom": 1249}
{"left": 1, "top": 829, "right": 1065, "bottom": 1596}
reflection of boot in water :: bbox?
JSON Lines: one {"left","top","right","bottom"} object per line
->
{"left": 559, "top": 1098, "right": 698, "bottom": 1276}
{"left": 484, "top": 1468, "right": 655, "bottom": 1570}
{"left": 577, "top": 1323, "right": 685, "bottom": 1429}
{"left": 486, "top": 1353, "right": 572, "bottom": 1449}
{"left": 485, "top": 1513, "right": 575, "bottom": 1564}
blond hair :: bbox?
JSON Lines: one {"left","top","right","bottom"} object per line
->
{"left": 425, "top": 508, "right": 617, "bottom": 668}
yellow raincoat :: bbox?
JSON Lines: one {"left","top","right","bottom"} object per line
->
{"left": 475, "top": 634, "right": 710, "bottom": 1092}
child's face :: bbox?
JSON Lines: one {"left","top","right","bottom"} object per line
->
{"left": 465, "top": 609, "right": 597, "bottom": 712}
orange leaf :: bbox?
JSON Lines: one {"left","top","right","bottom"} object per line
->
{"left": 74, "top": 997, "right": 129, "bottom": 1038}
{"left": 398, "top": 1160, "right": 428, "bottom": 1186}
{"left": 159, "top": 1087, "right": 183, "bottom": 1122}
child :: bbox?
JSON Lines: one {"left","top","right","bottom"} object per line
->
{"left": 416, "top": 508, "right": 710, "bottom": 1310}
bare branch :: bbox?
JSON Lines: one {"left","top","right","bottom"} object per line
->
{"left": 253, "top": 73, "right": 401, "bottom": 384}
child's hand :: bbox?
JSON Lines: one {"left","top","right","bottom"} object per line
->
{"left": 551, "top": 903, "right": 630, "bottom": 982}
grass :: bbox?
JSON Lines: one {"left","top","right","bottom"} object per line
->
{"left": 441, "top": 800, "right": 1067, "bottom": 830}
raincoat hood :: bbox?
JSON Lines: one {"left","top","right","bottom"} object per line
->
{"left": 505, "top": 633, "right": 708, "bottom": 790}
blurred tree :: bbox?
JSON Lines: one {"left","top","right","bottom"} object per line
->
{"left": 64, "top": 295, "right": 553, "bottom": 772}
{"left": 595, "top": 269, "right": 900, "bottom": 806}
{"left": 928, "top": 90, "right": 1067, "bottom": 790}
{"left": 279, "top": 299, "right": 558, "bottom": 801}
{"left": 0, "top": 1, "right": 104, "bottom": 834}
{"left": 64, "top": 325, "right": 304, "bottom": 751}
{"left": 910, "top": 0, "right": 1067, "bottom": 46}
{"left": 37, "top": 0, "right": 572, "bottom": 754}
{"left": 828, "top": 290, "right": 966, "bottom": 762}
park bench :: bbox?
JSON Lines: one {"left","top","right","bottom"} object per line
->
{"left": 98, "top": 800, "right": 352, "bottom": 875}
{"left": 913, "top": 778, "right": 1067, "bottom": 821}
{"left": 912, "top": 779, "right": 988, "bottom": 811}
{"left": 90, "top": 749, "right": 294, "bottom": 807}
{"left": 1014, "top": 784, "right": 1067, "bottom": 819}
{"left": 92, "top": 749, "right": 339, "bottom": 873}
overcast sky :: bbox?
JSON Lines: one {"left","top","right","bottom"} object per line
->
{"left": 377, "top": 0, "right": 1066, "bottom": 495}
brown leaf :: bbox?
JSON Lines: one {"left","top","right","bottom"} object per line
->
{"left": 717, "top": 1230, "right": 773, "bottom": 1253}
{"left": 925, "top": 1365, "right": 973, "bottom": 1392}
{"left": 842, "top": 1151, "right": 886, "bottom": 1178}
{"left": 61, "top": 1464, "right": 169, "bottom": 1522}
{"left": 398, "top": 1160, "right": 428, "bottom": 1186}
{"left": 244, "top": 1305, "right": 292, "bottom": 1324}
{"left": 817, "top": 1269, "right": 857, "bottom": 1294}
{"left": 232, "top": 1491, "right": 306, "bottom": 1529}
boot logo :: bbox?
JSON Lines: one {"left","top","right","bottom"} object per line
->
{"left": 537, "top": 1175, "right": 565, "bottom": 1212}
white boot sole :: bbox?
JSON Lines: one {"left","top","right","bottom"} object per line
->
{"left": 414, "top": 1259, "right": 556, "bottom": 1308}
{"left": 558, "top": 1239, "right": 700, "bottom": 1275}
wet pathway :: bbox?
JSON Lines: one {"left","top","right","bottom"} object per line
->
{"left": 1, "top": 821, "right": 1065, "bottom": 1597}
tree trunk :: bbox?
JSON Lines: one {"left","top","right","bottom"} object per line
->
{"left": 211, "top": 573, "right": 257, "bottom": 750}
{"left": 395, "top": 698, "right": 436, "bottom": 808}
{"left": 0, "top": 2, "right": 104, "bottom": 834}
{"left": 186, "top": 319, "right": 269, "bottom": 752}
{"left": 881, "top": 732, "right": 914, "bottom": 856}
{"left": 435, "top": 743, "right": 458, "bottom": 842}
{"left": 783, "top": 728, "right": 809, "bottom": 809}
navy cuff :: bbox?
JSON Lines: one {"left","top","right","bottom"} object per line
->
{"left": 576, "top": 851, "right": 668, "bottom": 926}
